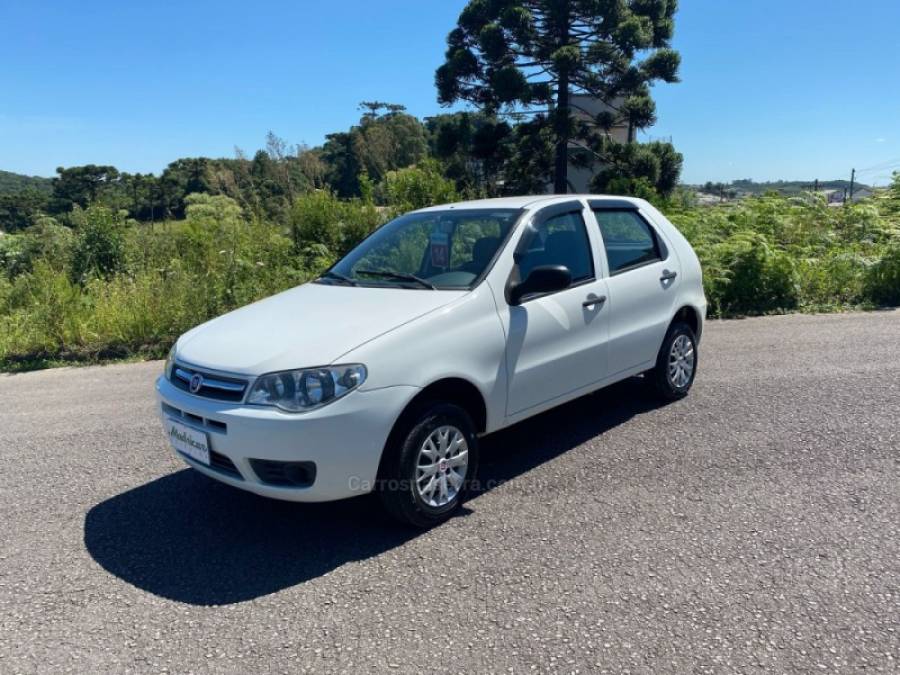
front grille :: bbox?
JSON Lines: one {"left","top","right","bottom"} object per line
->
{"left": 250, "top": 459, "right": 317, "bottom": 488}
{"left": 170, "top": 362, "right": 248, "bottom": 402}
{"left": 161, "top": 402, "right": 228, "bottom": 434}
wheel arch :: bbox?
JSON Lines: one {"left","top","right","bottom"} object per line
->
{"left": 671, "top": 304, "right": 702, "bottom": 340}
{"left": 377, "top": 377, "right": 488, "bottom": 478}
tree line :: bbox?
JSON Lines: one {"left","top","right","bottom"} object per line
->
{"left": 0, "top": 103, "right": 681, "bottom": 234}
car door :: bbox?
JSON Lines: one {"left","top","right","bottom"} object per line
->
{"left": 497, "top": 200, "right": 611, "bottom": 416}
{"left": 589, "top": 200, "right": 680, "bottom": 376}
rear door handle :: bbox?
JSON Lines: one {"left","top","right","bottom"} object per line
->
{"left": 583, "top": 295, "right": 606, "bottom": 308}
{"left": 660, "top": 269, "right": 678, "bottom": 282}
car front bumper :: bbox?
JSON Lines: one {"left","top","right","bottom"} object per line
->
{"left": 155, "top": 375, "right": 418, "bottom": 502}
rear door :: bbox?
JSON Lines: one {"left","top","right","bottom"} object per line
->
{"left": 588, "top": 201, "right": 679, "bottom": 376}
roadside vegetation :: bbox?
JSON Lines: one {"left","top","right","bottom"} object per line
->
{"left": 669, "top": 180, "right": 900, "bottom": 316}
{"left": 1, "top": 168, "right": 898, "bottom": 371}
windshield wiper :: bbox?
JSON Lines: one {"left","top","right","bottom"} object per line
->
{"left": 319, "top": 270, "right": 358, "bottom": 286}
{"left": 355, "top": 269, "right": 436, "bottom": 290}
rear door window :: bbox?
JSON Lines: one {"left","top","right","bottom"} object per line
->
{"left": 593, "top": 210, "right": 663, "bottom": 274}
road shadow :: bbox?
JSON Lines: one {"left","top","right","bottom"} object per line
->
{"left": 84, "top": 377, "right": 662, "bottom": 605}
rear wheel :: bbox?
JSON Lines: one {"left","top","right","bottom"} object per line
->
{"left": 378, "top": 403, "right": 479, "bottom": 528}
{"left": 648, "top": 321, "right": 698, "bottom": 401}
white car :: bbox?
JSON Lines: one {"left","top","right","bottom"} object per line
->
{"left": 156, "top": 195, "right": 706, "bottom": 527}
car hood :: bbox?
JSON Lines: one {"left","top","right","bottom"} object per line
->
{"left": 176, "top": 282, "right": 467, "bottom": 375}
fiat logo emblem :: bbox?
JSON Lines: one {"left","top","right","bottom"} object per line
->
{"left": 189, "top": 373, "right": 204, "bottom": 393}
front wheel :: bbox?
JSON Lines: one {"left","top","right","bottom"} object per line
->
{"left": 378, "top": 403, "right": 479, "bottom": 528}
{"left": 647, "top": 321, "right": 698, "bottom": 401}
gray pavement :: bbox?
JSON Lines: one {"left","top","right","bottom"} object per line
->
{"left": 1, "top": 311, "right": 898, "bottom": 673}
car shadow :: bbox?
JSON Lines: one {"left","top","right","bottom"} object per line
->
{"left": 84, "top": 377, "right": 663, "bottom": 605}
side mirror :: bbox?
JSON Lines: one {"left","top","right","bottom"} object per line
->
{"left": 508, "top": 265, "right": 572, "bottom": 305}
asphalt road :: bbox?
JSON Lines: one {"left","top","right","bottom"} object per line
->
{"left": 1, "top": 311, "right": 899, "bottom": 674}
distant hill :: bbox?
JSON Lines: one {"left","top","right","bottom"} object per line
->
{"left": 694, "top": 179, "right": 871, "bottom": 197}
{"left": 731, "top": 179, "right": 870, "bottom": 196}
{"left": 0, "top": 170, "right": 53, "bottom": 195}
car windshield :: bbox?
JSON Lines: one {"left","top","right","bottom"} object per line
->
{"left": 321, "top": 208, "right": 521, "bottom": 289}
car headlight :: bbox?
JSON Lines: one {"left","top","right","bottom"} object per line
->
{"left": 165, "top": 344, "right": 177, "bottom": 380}
{"left": 247, "top": 364, "right": 367, "bottom": 412}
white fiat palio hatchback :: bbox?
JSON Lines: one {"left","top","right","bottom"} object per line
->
{"left": 157, "top": 195, "right": 707, "bottom": 526}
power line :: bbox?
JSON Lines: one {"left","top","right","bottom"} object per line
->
{"left": 856, "top": 164, "right": 900, "bottom": 175}
{"left": 857, "top": 156, "right": 900, "bottom": 173}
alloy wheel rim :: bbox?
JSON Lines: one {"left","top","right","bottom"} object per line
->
{"left": 415, "top": 425, "right": 469, "bottom": 508}
{"left": 668, "top": 334, "right": 695, "bottom": 389}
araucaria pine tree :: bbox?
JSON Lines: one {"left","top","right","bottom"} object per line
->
{"left": 436, "top": 0, "right": 681, "bottom": 194}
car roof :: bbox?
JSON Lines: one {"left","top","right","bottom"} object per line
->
{"left": 413, "top": 194, "right": 644, "bottom": 213}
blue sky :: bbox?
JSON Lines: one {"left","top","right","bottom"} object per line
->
{"left": 2, "top": 0, "right": 899, "bottom": 185}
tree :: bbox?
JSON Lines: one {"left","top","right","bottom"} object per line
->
{"left": 50, "top": 165, "right": 122, "bottom": 213}
{"left": 0, "top": 189, "right": 49, "bottom": 232}
{"left": 159, "top": 158, "right": 213, "bottom": 219}
{"left": 427, "top": 112, "right": 514, "bottom": 195}
{"left": 295, "top": 145, "right": 329, "bottom": 190}
{"left": 322, "top": 104, "right": 429, "bottom": 198}
{"left": 436, "top": 0, "right": 680, "bottom": 193}
{"left": 359, "top": 101, "right": 408, "bottom": 118}
{"left": 591, "top": 139, "right": 682, "bottom": 199}
{"left": 264, "top": 131, "right": 300, "bottom": 204}
{"left": 503, "top": 117, "right": 557, "bottom": 194}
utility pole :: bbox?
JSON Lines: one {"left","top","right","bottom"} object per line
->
{"left": 849, "top": 168, "right": 856, "bottom": 201}
{"left": 814, "top": 179, "right": 819, "bottom": 192}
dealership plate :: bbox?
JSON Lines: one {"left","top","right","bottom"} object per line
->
{"left": 165, "top": 418, "right": 210, "bottom": 466}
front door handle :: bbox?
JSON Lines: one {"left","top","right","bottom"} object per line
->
{"left": 583, "top": 295, "right": 607, "bottom": 308}
{"left": 660, "top": 269, "right": 678, "bottom": 282}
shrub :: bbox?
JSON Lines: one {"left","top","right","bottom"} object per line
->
{"left": 381, "top": 160, "right": 457, "bottom": 212}
{"left": 289, "top": 191, "right": 382, "bottom": 266}
{"left": 87, "top": 270, "right": 197, "bottom": 352}
{"left": 70, "top": 205, "right": 126, "bottom": 283}
{"left": 0, "top": 218, "right": 75, "bottom": 279}
{"left": 864, "top": 244, "right": 900, "bottom": 306}
{"left": 0, "top": 233, "right": 27, "bottom": 278}
{"left": 703, "top": 231, "right": 799, "bottom": 316}
{"left": 0, "top": 194, "right": 315, "bottom": 368}
{"left": 0, "top": 262, "right": 89, "bottom": 360}
{"left": 24, "top": 216, "right": 74, "bottom": 272}
{"left": 601, "top": 176, "right": 660, "bottom": 204}
{"left": 0, "top": 274, "right": 10, "bottom": 310}
{"left": 796, "top": 250, "right": 870, "bottom": 309}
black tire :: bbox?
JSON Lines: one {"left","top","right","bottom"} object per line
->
{"left": 378, "top": 402, "right": 479, "bottom": 528}
{"left": 647, "top": 321, "right": 698, "bottom": 401}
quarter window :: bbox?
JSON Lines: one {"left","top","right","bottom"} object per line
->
{"left": 516, "top": 211, "right": 594, "bottom": 284}
{"left": 593, "top": 210, "right": 663, "bottom": 274}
